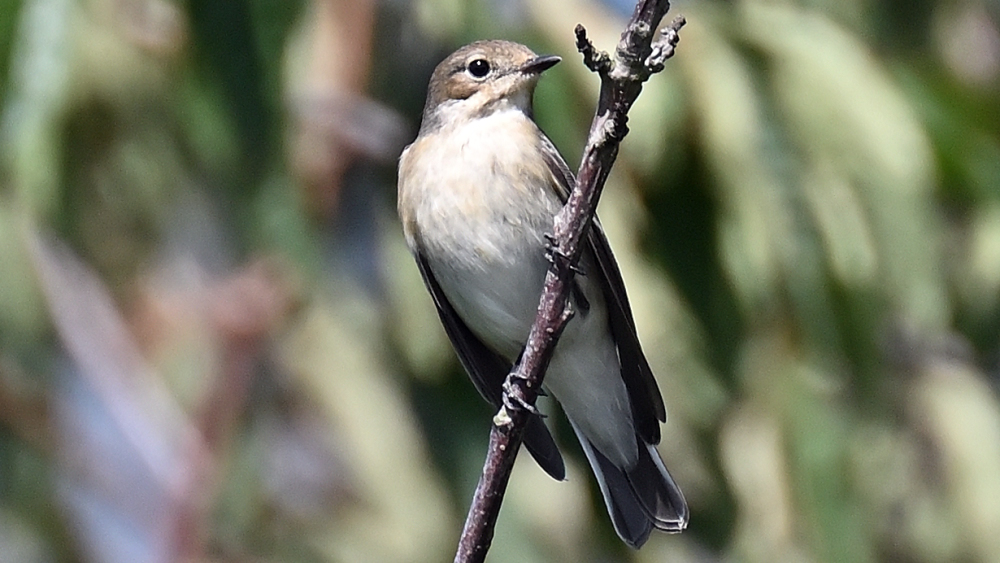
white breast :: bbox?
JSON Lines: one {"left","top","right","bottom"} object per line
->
{"left": 399, "top": 109, "right": 561, "bottom": 355}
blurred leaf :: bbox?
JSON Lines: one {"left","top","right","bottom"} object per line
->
{"left": 29, "top": 229, "right": 208, "bottom": 563}
{"left": 0, "top": 202, "right": 47, "bottom": 352}
{"left": 1, "top": 0, "right": 74, "bottom": 216}
{"left": 913, "top": 360, "right": 1000, "bottom": 563}
{"left": 280, "top": 296, "right": 456, "bottom": 563}
{"left": 742, "top": 2, "right": 946, "bottom": 331}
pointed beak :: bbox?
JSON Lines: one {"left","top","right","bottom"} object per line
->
{"left": 520, "top": 55, "right": 561, "bottom": 75}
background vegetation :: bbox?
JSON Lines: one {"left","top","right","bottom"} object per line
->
{"left": 0, "top": 0, "right": 998, "bottom": 561}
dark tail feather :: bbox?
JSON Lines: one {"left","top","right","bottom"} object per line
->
{"left": 570, "top": 422, "right": 688, "bottom": 548}
{"left": 524, "top": 414, "right": 566, "bottom": 480}
{"left": 627, "top": 442, "right": 688, "bottom": 531}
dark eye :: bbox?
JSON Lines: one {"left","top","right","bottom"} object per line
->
{"left": 467, "top": 58, "right": 490, "bottom": 78}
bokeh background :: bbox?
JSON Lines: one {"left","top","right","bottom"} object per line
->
{"left": 0, "top": 0, "right": 999, "bottom": 561}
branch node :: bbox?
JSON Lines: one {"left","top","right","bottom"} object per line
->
{"left": 558, "top": 306, "right": 574, "bottom": 325}
{"left": 492, "top": 406, "right": 512, "bottom": 428}
{"left": 554, "top": 304, "right": 576, "bottom": 329}
{"left": 601, "top": 117, "right": 629, "bottom": 142}
{"left": 645, "top": 15, "right": 686, "bottom": 73}
{"left": 575, "top": 24, "right": 613, "bottom": 74}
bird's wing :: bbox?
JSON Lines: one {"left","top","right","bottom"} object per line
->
{"left": 538, "top": 135, "right": 666, "bottom": 444}
{"left": 413, "top": 250, "right": 566, "bottom": 480}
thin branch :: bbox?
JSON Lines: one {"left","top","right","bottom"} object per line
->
{"left": 453, "top": 1, "right": 684, "bottom": 561}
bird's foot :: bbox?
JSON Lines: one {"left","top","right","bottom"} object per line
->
{"left": 544, "top": 233, "right": 585, "bottom": 275}
{"left": 502, "top": 377, "right": 543, "bottom": 417}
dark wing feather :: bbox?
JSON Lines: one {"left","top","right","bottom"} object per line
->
{"left": 538, "top": 135, "right": 666, "bottom": 444}
{"left": 414, "top": 250, "right": 566, "bottom": 480}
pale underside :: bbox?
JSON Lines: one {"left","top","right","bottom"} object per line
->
{"left": 399, "top": 106, "right": 638, "bottom": 468}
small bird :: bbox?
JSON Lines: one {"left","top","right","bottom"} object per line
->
{"left": 397, "top": 40, "right": 688, "bottom": 547}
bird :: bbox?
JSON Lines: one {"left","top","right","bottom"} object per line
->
{"left": 397, "top": 39, "right": 688, "bottom": 547}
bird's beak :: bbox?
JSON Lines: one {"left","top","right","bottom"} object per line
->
{"left": 520, "top": 55, "right": 561, "bottom": 75}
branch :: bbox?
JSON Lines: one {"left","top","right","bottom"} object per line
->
{"left": 453, "top": 2, "right": 684, "bottom": 561}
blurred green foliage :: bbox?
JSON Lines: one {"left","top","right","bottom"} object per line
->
{"left": 0, "top": 0, "right": 999, "bottom": 562}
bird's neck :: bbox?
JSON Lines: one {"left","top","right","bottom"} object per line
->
{"left": 421, "top": 91, "right": 535, "bottom": 136}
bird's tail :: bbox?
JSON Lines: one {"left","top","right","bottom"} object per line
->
{"left": 570, "top": 421, "right": 688, "bottom": 548}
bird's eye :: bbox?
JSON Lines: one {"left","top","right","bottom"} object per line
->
{"left": 467, "top": 59, "right": 490, "bottom": 78}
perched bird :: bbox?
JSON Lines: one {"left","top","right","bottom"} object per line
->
{"left": 397, "top": 40, "right": 688, "bottom": 547}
